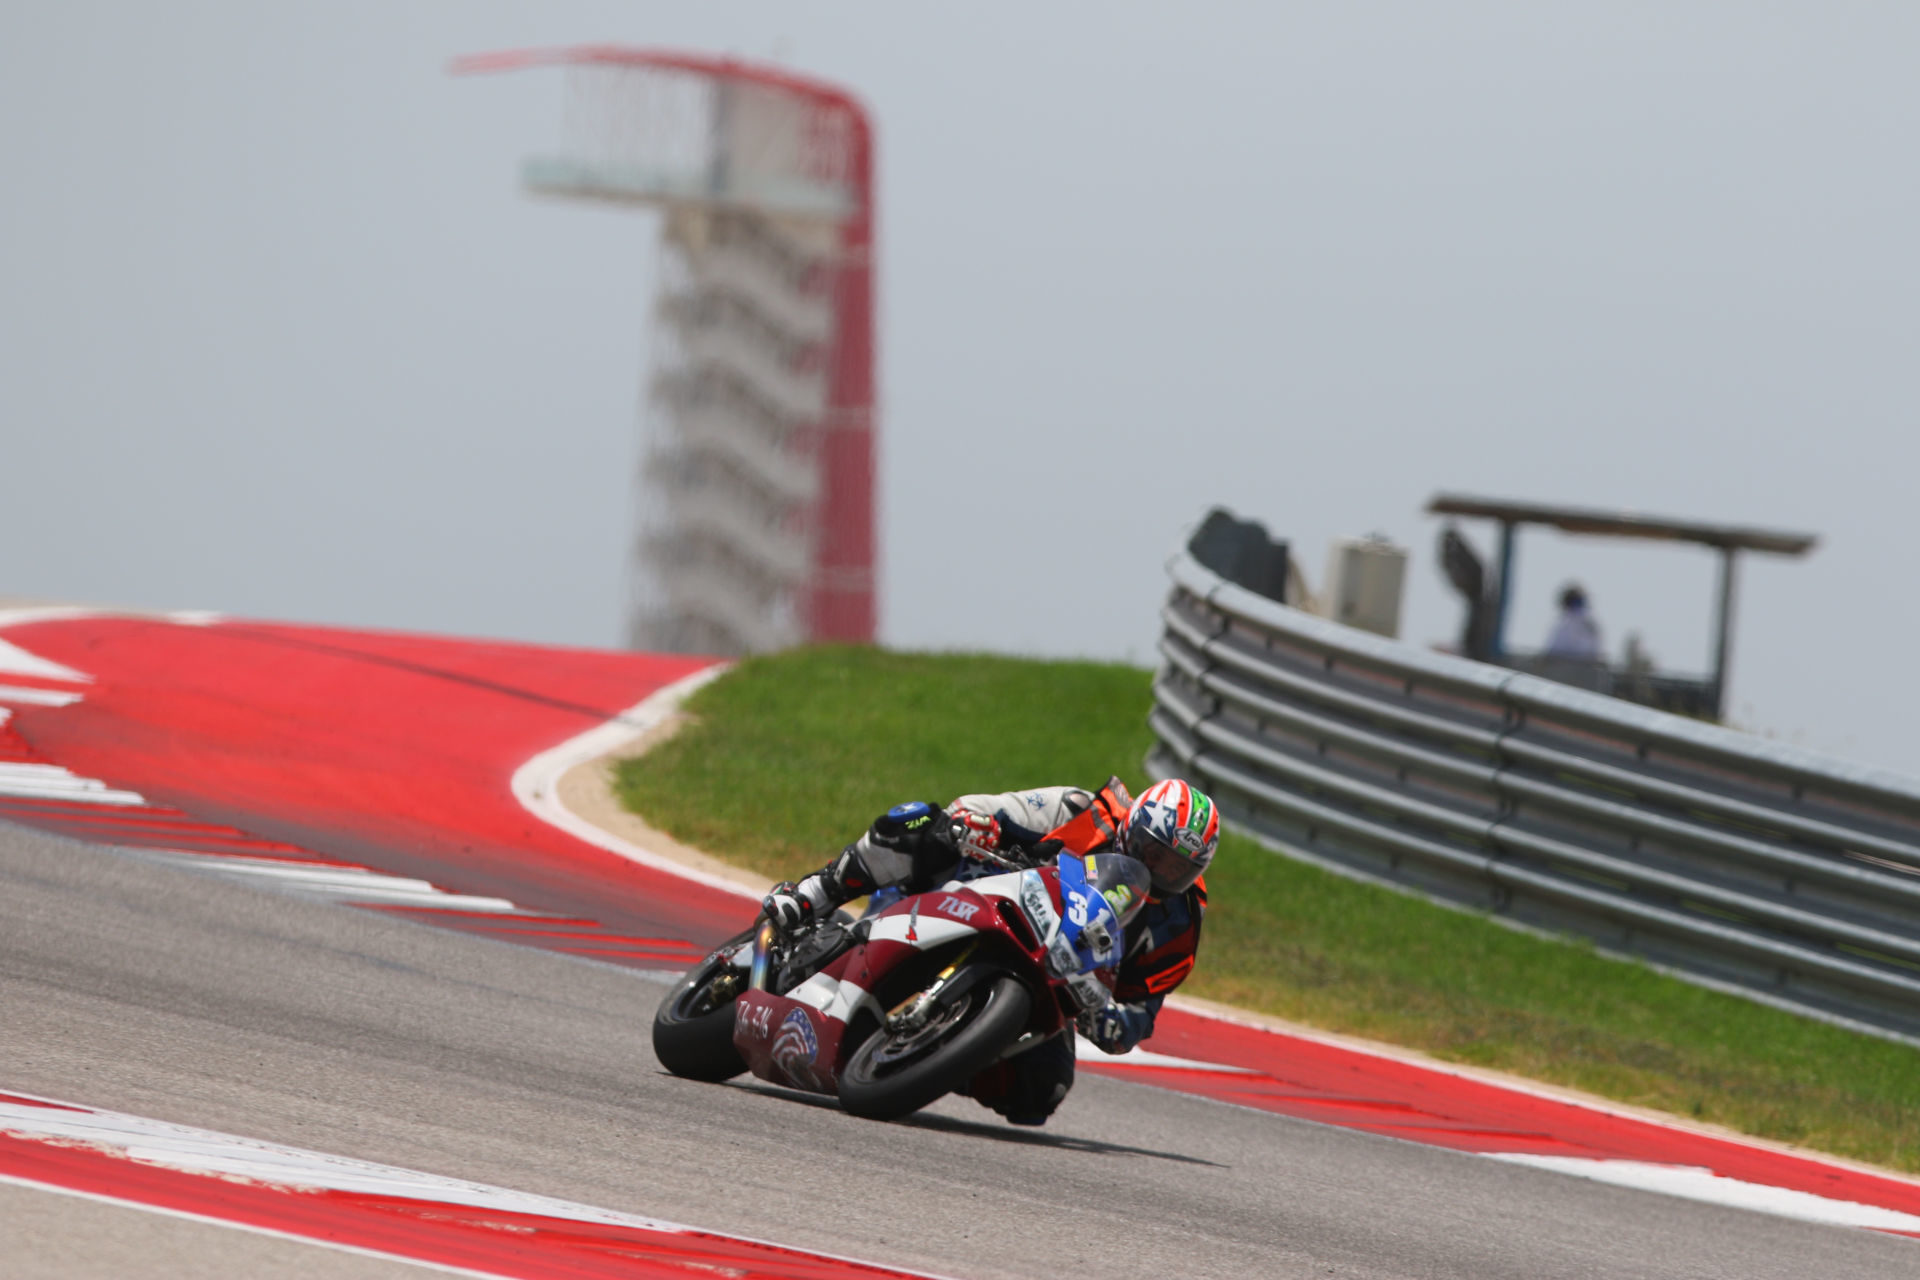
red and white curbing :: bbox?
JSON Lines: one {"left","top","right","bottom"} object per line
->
{"left": 0, "top": 617, "right": 701, "bottom": 954}
{"left": 0, "top": 1091, "right": 950, "bottom": 1280}
{"left": 0, "top": 755, "right": 145, "bottom": 806}
{"left": 509, "top": 663, "right": 758, "bottom": 904}
{"left": 0, "top": 696, "right": 522, "bottom": 914}
{"left": 0, "top": 629, "right": 94, "bottom": 684}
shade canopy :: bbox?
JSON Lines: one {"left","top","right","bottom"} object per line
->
{"left": 1426, "top": 493, "right": 1821, "bottom": 720}
{"left": 1426, "top": 494, "right": 1817, "bottom": 557}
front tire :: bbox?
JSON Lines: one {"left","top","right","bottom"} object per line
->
{"left": 839, "top": 971, "right": 1032, "bottom": 1121}
{"left": 651, "top": 927, "right": 755, "bottom": 1081}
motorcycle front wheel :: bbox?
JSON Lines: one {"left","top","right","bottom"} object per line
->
{"left": 838, "top": 970, "right": 1031, "bottom": 1121}
{"left": 651, "top": 926, "right": 756, "bottom": 1082}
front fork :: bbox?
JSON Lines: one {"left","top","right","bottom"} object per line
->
{"left": 882, "top": 940, "right": 980, "bottom": 1037}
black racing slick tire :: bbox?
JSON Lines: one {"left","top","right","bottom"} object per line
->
{"left": 838, "top": 971, "right": 1032, "bottom": 1121}
{"left": 651, "top": 927, "right": 755, "bottom": 1082}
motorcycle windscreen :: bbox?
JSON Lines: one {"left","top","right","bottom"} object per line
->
{"left": 1083, "top": 852, "right": 1153, "bottom": 927}
{"left": 1051, "top": 852, "right": 1148, "bottom": 974}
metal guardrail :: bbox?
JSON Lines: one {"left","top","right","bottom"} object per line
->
{"left": 1148, "top": 548, "right": 1920, "bottom": 1040}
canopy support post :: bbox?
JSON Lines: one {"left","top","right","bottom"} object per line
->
{"left": 1491, "top": 519, "right": 1517, "bottom": 661}
{"left": 1710, "top": 547, "right": 1739, "bottom": 721}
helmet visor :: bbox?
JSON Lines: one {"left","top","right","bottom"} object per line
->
{"left": 1131, "top": 832, "right": 1204, "bottom": 896}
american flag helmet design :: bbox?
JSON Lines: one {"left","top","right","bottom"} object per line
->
{"left": 1123, "top": 779, "right": 1219, "bottom": 896}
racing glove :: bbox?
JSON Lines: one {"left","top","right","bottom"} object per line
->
{"left": 1077, "top": 1002, "right": 1143, "bottom": 1055}
{"left": 952, "top": 809, "right": 1004, "bottom": 862}
{"left": 756, "top": 886, "right": 810, "bottom": 936}
{"left": 762, "top": 880, "right": 820, "bottom": 936}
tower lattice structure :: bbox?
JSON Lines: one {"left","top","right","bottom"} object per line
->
{"left": 460, "top": 47, "right": 877, "bottom": 654}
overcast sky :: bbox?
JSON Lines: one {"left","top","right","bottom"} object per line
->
{"left": 4, "top": 3, "right": 1917, "bottom": 772}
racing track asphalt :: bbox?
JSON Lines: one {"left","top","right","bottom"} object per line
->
{"left": 5, "top": 820, "right": 1916, "bottom": 1280}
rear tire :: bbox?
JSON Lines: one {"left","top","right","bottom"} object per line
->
{"left": 651, "top": 927, "right": 755, "bottom": 1081}
{"left": 839, "top": 971, "right": 1031, "bottom": 1121}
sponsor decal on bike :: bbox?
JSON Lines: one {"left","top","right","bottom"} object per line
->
{"left": 773, "top": 1008, "right": 818, "bottom": 1064}
{"left": 936, "top": 894, "right": 979, "bottom": 923}
{"left": 739, "top": 1001, "right": 774, "bottom": 1041}
{"left": 1018, "top": 869, "right": 1058, "bottom": 939}
{"left": 771, "top": 1008, "right": 824, "bottom": 1089}
{"left": 1047, "top": 933, "right": 1080, "bottom": 976}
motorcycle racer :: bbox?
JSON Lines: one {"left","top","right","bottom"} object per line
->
{"left": 762, "top": 777, "right": 1219, "bottom": 1125}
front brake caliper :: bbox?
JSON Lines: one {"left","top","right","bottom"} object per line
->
{"left": 883, "top": 943, "right": 978, "bottom": 1036}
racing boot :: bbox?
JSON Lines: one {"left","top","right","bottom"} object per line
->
{"left": 760, "top": 801, "right": 956, "bottom": 933}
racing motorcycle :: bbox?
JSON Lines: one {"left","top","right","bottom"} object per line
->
{"left": 651, "top": 849, "right": 1152, "bottom": 1121}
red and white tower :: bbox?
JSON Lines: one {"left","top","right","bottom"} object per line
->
{"left": 459, "top": 47, "right": 877, "bottom": 654}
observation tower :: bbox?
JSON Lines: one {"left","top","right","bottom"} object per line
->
{"left": 458, "top": 47, "right": 877, "bottom": 654}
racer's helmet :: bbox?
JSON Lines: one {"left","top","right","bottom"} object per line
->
{"left": 1122, "top": 779, "right": 1219, "bottom": 896}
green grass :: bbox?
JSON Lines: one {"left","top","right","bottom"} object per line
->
{"left": 616, "top": 647, "right": 1158, "bottom": 880}
{"left": 616, "top": 646, "right": 1920, "bottom": 1173}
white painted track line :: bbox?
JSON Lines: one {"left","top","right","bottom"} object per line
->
{"left": 1484, "top": 1154, "right": 1920, "bottom": 1234}
{"left": 130, "top": 851, "right": 523, "bottom": 914}
{"left": 0, "top": 685, "right": 84, "bottom": 707}
{"left": 0, "top": 636, "right": 90, "bottom": 683}
{"left": 509, "top": 664, "right": 760, "bottom": 902}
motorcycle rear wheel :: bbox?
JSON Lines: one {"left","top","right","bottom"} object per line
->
{"left": 651, "top": 926, "right": 755, "bottom": 1082}
{"left": 839, "top": 970, "right": 1031, "bottom": 1121}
